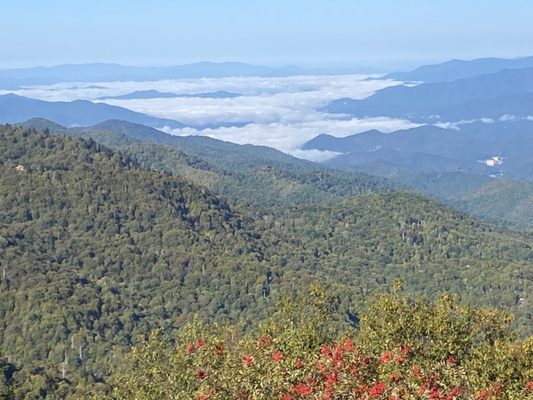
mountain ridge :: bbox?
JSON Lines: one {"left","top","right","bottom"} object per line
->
{"left": 0, "top": 93, "right": 185, "bottom": 128}
{"left": 383, "top": 55, "right": 533, "bottom": 82}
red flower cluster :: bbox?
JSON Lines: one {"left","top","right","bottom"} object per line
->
{"left": 178, "top": 336, "right": 527, "bottom": 400}
{"left": 272, "top": 351, "right": 284, "bottom": 363}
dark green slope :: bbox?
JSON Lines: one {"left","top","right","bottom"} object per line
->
{"left": 0, "top": 126, "right": 270, "bottom": 397}
{"left": 399, "top": 172, "right": 533, "bottom": 231}
{"left": 0, "top": 126, "right": 532, "bottom": 398}
{"left": 20, "top": 118, "right": 390, "bottom": 206}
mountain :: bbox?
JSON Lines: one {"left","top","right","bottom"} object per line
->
{"left": 0, "top": 62, "right": 306, "bottom": 87}
{"left": 383, "top": 55, "right": 533, "bottom": 82}
{"left": 399, "top": 172, "right": 533, "bottom": 231}
{"left": 324, "top": 67, "right": 533, "bottom": 122}
{"left": 173, "top": 90, "right": 242, "bottom": 99}
{"left": 302, "top": 122, "right": 533, "bottom": 230}
{"left": 436, "top": 92, "right": 533, "bottom": 121}
{"left": 98, "top": 90, "right": 181, "bottom": 100}
{"left": 0, "top": 94, "right": 185, "bottom": 128}
{"left": 98, "top": 90, "right": 242, "bottom": 100}
{"left": 2, "top": 125, "right": 532, "bottom": 398}
{"left": 20, "top": 118, "right": 389, "bottom": 205}
{"left": 0, "top": 62, "right": 385, "bottom": 89}
{"left": 302, "top": 119, "right": 533, "bottom": 181}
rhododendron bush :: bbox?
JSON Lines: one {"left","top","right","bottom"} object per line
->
{"left": 110, "top": 285, "right": 532, "bottom": 399}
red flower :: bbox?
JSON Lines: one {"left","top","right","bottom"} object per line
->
{"left": 369, "top": 382, "right": 387, "bottom": 397}
{"left": 412, "top": 365, "right": 422, "bottom": 379}
{"left": 294, "top": 384, "right": 312, "bottom": 396}
{"left": 395, "top": 355, "right": 405, "bottom": 364}
{"left": 343, "top": 339, "right": 353, "bottom": 351}
{"left": 326, "top": 373, "right": 337, "bottom": 384}
{"left": 243, "top": 354, "right": 255, "bottom": 366}
{"left": 258, "top": 334, "right": 273, "bottom": 347}
{"left": 429, "top": 387, "right": 441, "bottom": 399}
{"left": 321, "top": 345, "right": 332, "bottom": 357}
{"left": 380, "top": 351, "right": 394, "bottom": 363}
{"left": 476, "top": 390, "right": 490, "bottom": 400}
{"left": 390, "top": 374, "right": 401, "bottom": 382}
{"left": 445, "top": 387, "right": 462, "bottom": 400}
{"left": 295, "top": 359, "right": 305, "bottom": 369}
{"left": 185, "top": 343, "right": 195, "bottom": 355}
{"left": 401, "top": 344, "right": 412, "bottom": 355}
{"left": 196, "top": 339, "right": 206, "bottom": 349}
{"left": 272, "top": 351, "right": 284, "bottom": 363}
{"left": 446, "top": 356, "right": 457, "bottom": 365}
{"left": 195, "top": 369, "right": 206, "bottom": 380}
{"left": 198, "top": 395, "right": 206, "bottom": 400}
{"left": 527, "top": 381, "right": 533, "bottom": 391}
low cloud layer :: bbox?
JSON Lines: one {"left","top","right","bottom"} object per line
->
{"left": 3, "top": 75, "right": 420, "bottom": 159}
{"left": 161, "top": 116, "right": 419, "bottom": 156}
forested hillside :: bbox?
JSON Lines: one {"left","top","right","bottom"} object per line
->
{"left": 20, "top": 118, "right": 390, "bottom": 206}
{"left": 0, "top": 126, "right": 532, "bottom": 398}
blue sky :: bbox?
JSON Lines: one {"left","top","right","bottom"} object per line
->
{"left": 2, "top": 0, "right": 533, "bottom": 69}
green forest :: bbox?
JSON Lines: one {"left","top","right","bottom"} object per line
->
{"left": 0, "top": 126, "right": 532, "bottom": 398}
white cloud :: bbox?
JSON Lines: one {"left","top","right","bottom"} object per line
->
{"left": 499, "top": 114, "right": 516, "bottom": 121}
{"left": 4, "top": 75, "right": 416, "bottom": 152}
{"left": 291, "top": 149, "right": 343, "bottom": 162}
{"left": 434, "top": 122, "right": 460, "bottom": 130}
{"left": 434, "top": 117, "right": 497, "bottom": 130}
{"left": 161, "top": 116, "right": 418, "bottom": 153}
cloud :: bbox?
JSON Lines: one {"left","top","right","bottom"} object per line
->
{"left": 161, "top": 116, "right": 418, "bottom": 153}
{"left": 434, "top": 122, "right": 460, "bottom": 130}
{"left": 290, "top": 149, "right": 343, "bottom": 162}
{"left": 5, "top": 75, "right": 416, "bottom": 152}
{"left": 434, "top": 117, "right": 497, "bottom": 130}
{"left": 499, "top": 114, "right": 516, "bottom": 122}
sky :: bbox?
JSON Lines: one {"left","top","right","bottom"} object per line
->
{"left": 2, "top": 0, "right": 533, "bottom": 69}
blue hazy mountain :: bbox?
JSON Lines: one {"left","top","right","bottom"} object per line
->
{"left": 302, "top": 120, "right": 533, "bottom": 181}
{"left": 436, "top": 92, "right": 533, "bottom": 121}
{"left": 99, "top": 89, "right": 242, "bottom": 100}
{"left": 0, "top": 62, "right": 305, "bottom": 88}
{"left": 383, "top": 56, "right": 533, "bottom": 82}
{"left": 0, "top": 62, "right": 384, "bottom": 88}
{"left": 324, "top": 67, "right": 533, "bottom": 122}
{"left": 98, "top": 90, "right": 180, "bottom": 100}
{"left": 0, "top": 93, "right": 185, "bottom": 128}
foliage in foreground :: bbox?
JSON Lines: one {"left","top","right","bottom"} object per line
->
{"left": 111, "top": 286, "right": 532, "bottom": 400}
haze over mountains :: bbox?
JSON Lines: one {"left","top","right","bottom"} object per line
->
{"left": 0, "top": 93, "right": 185, "bottom": 128}
{"left": 0, "top": 62, "right": 374, "bottom": 89}
{"left": 382, "top": 55, "right": 533, "bottom": 82}
{"left": 2, "top": 55, "right": 533, "bottom": 232}
{"left": 324, "top": 65, "right": 533, "bottom": 122}
{"left": 98, "top": 90, "right": 243, "bottom": 100}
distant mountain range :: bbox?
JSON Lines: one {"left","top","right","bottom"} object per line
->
{"left": 98, "top": 89, "right": 242, "bottom": 100}
{"left": 302, "top": 119, "right": 533, "bottom": 181}
{"left": 0, "top": 93, "right": 185, "bottom": 128}
{"left": 324, "top": 66, "right": 533, "bottom": 122}
{"left": 302, "top": 119, "right": 533, "bottom": 230}
{"left": 0, "top": 62, "right": 376, "bottom": 89}
{"left": 382, "top": 56, "right": 533, "bottom": 82}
